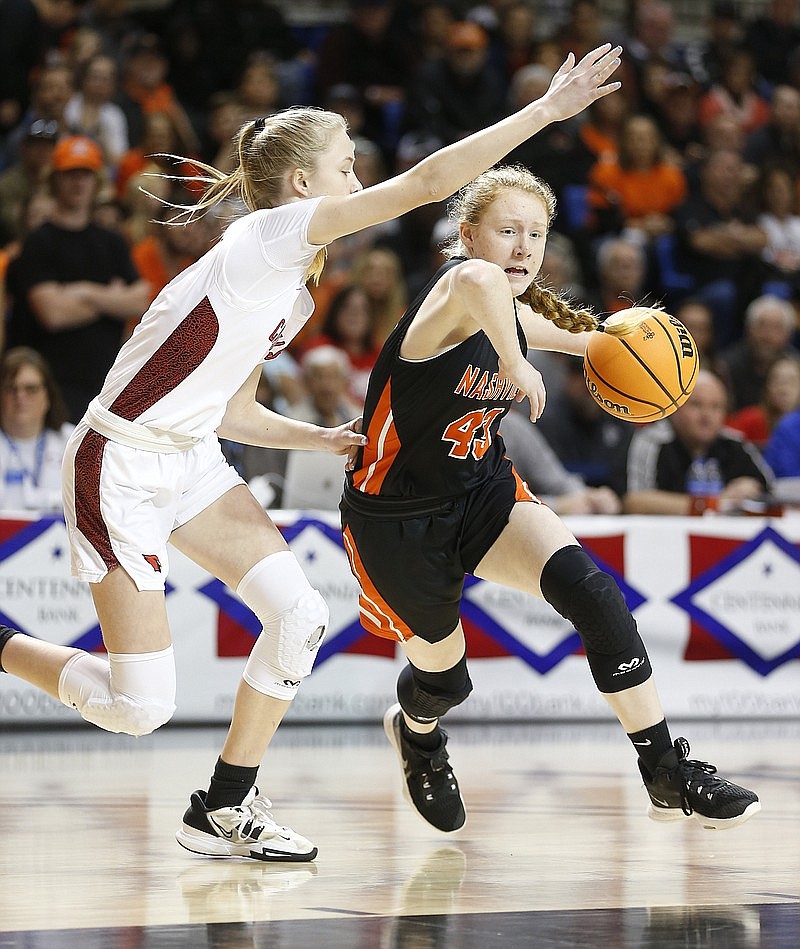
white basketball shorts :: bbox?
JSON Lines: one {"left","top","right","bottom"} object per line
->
{"left": 62, "top": 420, "right": 244, "bottom": 590}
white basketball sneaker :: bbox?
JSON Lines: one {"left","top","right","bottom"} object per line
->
{"left": 176, "top": 786, "right": 317, "bottom": 861}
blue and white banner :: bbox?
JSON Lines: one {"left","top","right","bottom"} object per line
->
{"left": 1, "top": 512, "right": 798, "bottom": 723}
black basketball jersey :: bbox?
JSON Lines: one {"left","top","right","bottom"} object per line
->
{"left": 350, "top": 258, "right": 527, "bottom": 501}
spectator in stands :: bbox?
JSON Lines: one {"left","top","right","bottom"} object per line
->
{"left": 323, "top": 84, "right": 368, "bottom": 141}
{"left": 486, "top": 1, "right": 540, "bottom": 86}
{"left": 287, "top": 345, "right": 362, "bottom": 429}
{"left": 684, "top": 1, "right": 743, "bottom": 90}
{"left": 3, "top": 61, "right": 73, "bottom": 167}
{"left": 650, "top": 71, "right": 703, "bottom": 163}
{"left": 576, "top": 86, "right": 630, "bottom": 163}
{"left": 744, "top": 86, "right": 800, "bottom": 174}
{"left": 76, "top": 0, "right": 142, "bottom": 56}
{"left": 764, "top": 400, "right": 800, "bottom": 478}
{"left": 303, "top": 284, "right": 381, "bottom": 407}
{"left": 499, "top": 409, "right": 622, "bottom": 514}
{"left": 672, "top": 297, "right": 731, "bottom": 386}
{"left": 7, "top": 135, "right": 149, "bottom": 422}
{"left": 234, "top": 52, "right": 282, "bottom": 125}
{"left": 697, "top": 46, "right": 771, "bottom": 138}
{"left": 118, "top": 33, "right": 200, "bottom": 156}
{"left": 0, "top": 118, "right": 58, "bottom": 242}
{"left": 720, "top": 294, "right": 799, "bottom": 411}
{"left": 743, "top": 0, "right": 800, "bottom": 88}
{"left": 756, "top": 163, "right": 800, "bottom": 299}
{"left": 588, "top": 112, "right": 687, "bottom": 242}
{"left": 64, "top": 53, "right": 129, "bottom": 170}
{"left": 0, "top": 0, "right": 55, "bottom": 155}
{"left": 350, "top": 245, "right": 408, "bottom": 345}
{"left": 554, "top": 0, "right": 606, "bottom": 63}
{"left": 407, "top": 20, "right": 506, "bottom": 147}
{"left": 673, "top": 148, "right": 767, "bottom": 347}
{"left": 62, "top": 26, "right": 104, "bottom": 77}
{"left": 727, "top": 353, "right": 800, "bottom": 448}
{"left": 403, "top": 2, "right": 455, "bottom": 66}
{"left": 683, "top": 111, "right": 747, "bottom": 190}
{"left": 315, "top": 0, "right": 408, "bottom": 157}
{"left": 624, "top": 1, "right": 689, "bottom": 111}
{"left": 161, "top": 0, "right": 303, "bottom": 113}
{"left": 623, "top": 369, "right": 772, "bottom": 514}
{"left": 584, "top": 234, "right": 650, "bottom": 315}
{"left": 0, "top": 346, "right": 74, "bottom": 512}
{"left": 201, "top": 91, "right": 247, "bottom": 176}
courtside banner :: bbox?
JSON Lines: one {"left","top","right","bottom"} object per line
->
{"left": 1, "top": 512, "right": 798, "bottom": 723}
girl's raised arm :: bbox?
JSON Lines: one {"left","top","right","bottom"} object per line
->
{"left": 308, "top": 43, "right": 622, "bottom": 246}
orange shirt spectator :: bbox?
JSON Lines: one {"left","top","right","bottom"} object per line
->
{"left": 589, "top": 114, "right": 687, "bottom": 240}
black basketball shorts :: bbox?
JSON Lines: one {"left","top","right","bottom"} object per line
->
{"left": 340, "top": 460, "right": 538, "bottom": 644}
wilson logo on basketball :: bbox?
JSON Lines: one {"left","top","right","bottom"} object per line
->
{"left": 584, "top": 378, "right": 631, "bottom": 416}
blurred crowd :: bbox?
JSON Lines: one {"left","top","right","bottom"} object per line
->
{"left": 2, "top": 0, "right": 800, "bottom": 515}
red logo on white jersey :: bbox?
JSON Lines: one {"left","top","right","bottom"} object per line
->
{"left": 264, "top": 320, "right": 287, "bottom": 360}
{"left": 143, "top": 554, "right": 162, "bottom": 573}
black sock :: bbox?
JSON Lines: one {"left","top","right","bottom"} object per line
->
{"left": 401, "top": 719, "right": 442, "bottom": 751}
{"left": 204, "top": 757, "right": 259, "bottom": 810}
{"left": 628, "top": 720, "right": 673, "bottom": 773}
{"left": 0, "top": 626, "right": 22, "bottom": 673}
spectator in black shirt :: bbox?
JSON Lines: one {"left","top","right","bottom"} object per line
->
{"left": 623, "top": 370, "right": 772, "bottom": 514}
{"left": 7, "top": 135, "right": 149, "bottom": 422}
{"left": 673, "top": 148, "right": 766, "bottom": 347}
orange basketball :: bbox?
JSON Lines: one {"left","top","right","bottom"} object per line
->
{"left": 583, "top": 307, "right": 699, "bottom": 422}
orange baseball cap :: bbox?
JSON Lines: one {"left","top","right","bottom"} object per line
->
{"left": 51, "top": 135, "right": 104, "bottom": 173}
{"left": 447, "top": 21, "right": 488, "bottom": 50}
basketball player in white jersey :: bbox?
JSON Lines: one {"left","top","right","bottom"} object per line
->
{"left": 0, "top": 44, "right": 623, "bottom": 861}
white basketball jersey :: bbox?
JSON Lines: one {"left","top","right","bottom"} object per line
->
{"left": 94, "top": 197, "right": 326, "bottom": 438}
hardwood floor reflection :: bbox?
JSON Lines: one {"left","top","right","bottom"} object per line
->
{"left": 0, "top": 719, "right": 797, "bottom": 947}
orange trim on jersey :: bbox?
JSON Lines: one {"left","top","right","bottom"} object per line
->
{"left": 511, "top": 463, "right": 540, "bottom": 503}
{"left": 352, "top": 379, "right": 401, "bottom": 494}
{"left": 342, "top": 525, "right": 415, "bottom": 642}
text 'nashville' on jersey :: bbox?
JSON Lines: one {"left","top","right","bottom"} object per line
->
{"left": 351, "top": 258, "right": 527, "bottom": 500}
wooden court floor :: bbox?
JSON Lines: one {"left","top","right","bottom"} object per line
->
{"left": 0, "top": 718, "right": 797, "bottom": 948}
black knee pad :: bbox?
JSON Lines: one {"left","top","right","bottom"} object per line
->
{"left": 540, "top": 545, "right": 652, "bottom": 693}
{"left": 397, "top": 654, "right": 473, "bottom": 724}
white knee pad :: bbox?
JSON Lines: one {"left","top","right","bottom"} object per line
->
{"left": 58, "top": 646, "right": 177, "bottom": 736}
{"left": 238, "top": 551, "right": 329, "bottom": 701}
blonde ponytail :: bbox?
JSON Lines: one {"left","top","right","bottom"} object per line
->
{"left": 139, "top": 109, "right": 346, "bottom": 282}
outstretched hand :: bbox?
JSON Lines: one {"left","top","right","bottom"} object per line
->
{"left": 321, "top": 417, "right": 367, "bottom": 470}
{"left": 540, "top": 43, "right": 623, "bottom": 124}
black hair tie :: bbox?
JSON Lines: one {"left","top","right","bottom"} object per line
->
{"left": 253, "top": 117, "right": 267, "bottom": 132}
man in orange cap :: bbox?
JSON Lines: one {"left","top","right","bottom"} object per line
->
{"left": 6, "top": 135, "right": 149, "bottom": 422}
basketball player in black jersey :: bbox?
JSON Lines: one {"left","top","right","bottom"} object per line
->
{"left": 341, "top": 166, "right": 760, "bottom": 834}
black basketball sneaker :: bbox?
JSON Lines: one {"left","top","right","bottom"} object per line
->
{"left": 383, "top": 703, "right": 466, "bottom": 833}
{"left": 638, "top": 737, "right": 761, "bottom": 830}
